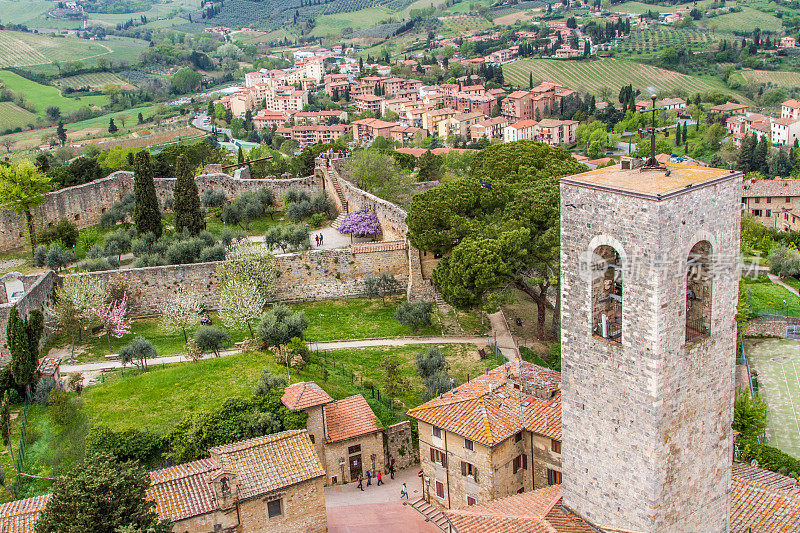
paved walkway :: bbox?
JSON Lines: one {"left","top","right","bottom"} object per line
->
{"left": 488, "top": 311, "right": 519, "bottom": 361}
{"left": 325, "top": 467, "right": 438, "bottom": 533}
{"left": 60, "top": 336, "right": 492, "bottom": 373}
{"left": 769, "top": 273, "right": 800, "bottom": 298}
{"left": 247, "top": 226, "right": 376, "bottom": 251}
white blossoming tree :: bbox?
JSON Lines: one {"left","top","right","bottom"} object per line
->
{"left": 160, "top": 287, "right": 202, "bottom": 342}
{"left": 48, "top": 275, "right": 105, "bottom": 357}
{"left": 216, "top": 240, "right": 276, "bottom": 338}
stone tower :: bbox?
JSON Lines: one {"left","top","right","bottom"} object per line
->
{"left": 559, "top": 159, "right": 742, "bottom": 532}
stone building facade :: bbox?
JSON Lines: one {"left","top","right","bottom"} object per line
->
{"left": 409, "top": 362, "right": 563, "bottom": 509}
{"left": 560, "top": 162, "right": 741, "bottom": 532}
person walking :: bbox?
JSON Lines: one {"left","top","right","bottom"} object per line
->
{"left": 376, "top": 471, "right": 383, "bottom": 486}
{"left": 357, "top": 473, "right": 364, "bottom": 491}
{"left": 389, "top": 460, "right": 395, "bottom": 479}
{"left": 320, "top": 233, "right": 324, "bottom": 246}
{"left": 366, "top": 469, "right": 372, "bottom": 487}
{"left": 400, "top": 483, "right": 409, "bottom": 500}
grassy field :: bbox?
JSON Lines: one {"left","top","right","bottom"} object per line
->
{"left": 57, "top": 72, "right": 136, "bottom": 90}
{"left": 0, "top": 71, "right": 109, "bottom": 117}
{"left": 84, "top": 342, "right": 491, "bottom": 434}
{"left": 745, "top": 338, "right": 800, "bottom": 458}
{"left": 740, "top": 69, "right": 800, "bottom": 88}
{"left": 311, "top": 7, "right": 393, "bottom": 36}
{"left": 439, "top": 14, "right": 492, "bottom": 34}
{"left": 612, "top": 1, "right": 694, "bottom": 13}
{"left": 0, "top": 1, "right": 53, "bottom": 25}
{"left": 0, "top": 102, "right": 36, "bottom": 130}
{"left": 503, "top": 58, "right": 735, "bottom": 96}
{"left": 0, "top": 31, "right": 112, "bottom": 68}
{"left": 742, "top": 277, "right": 800, "bottom": 318}
{"left": 707, "top": 6, "right": 781, "bottom": 32}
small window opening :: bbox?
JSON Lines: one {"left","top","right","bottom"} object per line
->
{"left": 592, "top": 245, "right": 622, "bottom": 343}
{"left": 686, "top": 240, "right": 712, "bottom": 343}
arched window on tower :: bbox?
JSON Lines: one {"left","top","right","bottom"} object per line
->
{"left": 686, "top": 241, "right": 712, "bottom": 343}
{"left": 591, "top": 245, "right": 622, "bottom": 343}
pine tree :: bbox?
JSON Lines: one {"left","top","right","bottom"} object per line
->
{"left": 108, "top": 118, "right": 118, "bottom": 134}
{"left": 56, "top": 121, "right": 67, "bottom": 146}
{"left": 133, "top": 151, "right": 163, "bottom": 238}
{"left": 173, "top": 154, "right": 205, "bottom": 236}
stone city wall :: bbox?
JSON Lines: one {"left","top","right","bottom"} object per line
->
{"left": 62, "top": 244, "right": 410, "bottom": 316}
{"left": 0, "top": 169, "right": 320, "bottom": 252}
{"left": 0, "top": 271, "right": 57, "bottom": 363}
{"left": 384, "top": 420, "right": 417, "bottom": 472}
{"left": 744, "top": 318, "right": 796, "bottom": 337}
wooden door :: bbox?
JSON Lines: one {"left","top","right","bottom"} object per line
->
{"left": 349, "top": 454, "right": 362, "bottom": 480}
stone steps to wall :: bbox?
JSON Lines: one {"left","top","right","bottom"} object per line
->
{"left": 331, "top": 213, "right": 347, "bottom": 230}
{"left": 405, "top": 497, "right": 452, "bottom": 532}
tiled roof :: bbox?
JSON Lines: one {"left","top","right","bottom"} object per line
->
{"left": 710, "top": 101, "right": 748, "bottom": 112}
{"left": 445, "top": 485, "right": 594, "bottom": 533}
{"left": 36, "top": 357, "right": 60, "bottom": 375}
{"left": 281, "top": 381, "right": 334, "bottom": 410}
{"left": 731, "top": 462, "right": 800, "bottom": 532}
{"left": 408, "top": 362, "right": 561, "bottom": 446}
{"left": 783, "top": 99, "right": 800, "bottom": 109}
{"left": 324, "top": 395, "right": 380, "bottom": 443}
{"left": 210, "top": 430, "right": 325, "bottom": 500}
{"left": 509, "top": 119, "right": 538, "bottom": 129}
{"left": 147, "top": 458, "right": 218, "bottom": 522}
{"left": 0, "top": 495, "right": 50, "bottom": 533}
{"left": 742, "top": 178, "right": 800, "bottom": 198}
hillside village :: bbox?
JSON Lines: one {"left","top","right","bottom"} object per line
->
{"left": 4, "top": 0, "right": 800, "bottom": 531}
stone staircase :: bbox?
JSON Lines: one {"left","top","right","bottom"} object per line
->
{"left": 404, "top": 497, "right": 452, "bottom": 532}
{"left": 330, "top": 213, "right": 347, "bottom": 230}
{"left": 326, "top": 168, "right": 349, "bottom": 214}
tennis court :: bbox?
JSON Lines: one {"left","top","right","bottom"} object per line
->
{"left": 745, "top": 337, "right": 800, "bottom": 458}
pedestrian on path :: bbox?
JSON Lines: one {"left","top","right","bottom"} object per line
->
{"left": 358, "top": 473, "right": 364, "bottom": 491}
{"left": 389, "top": 460, "right": 395, "bottom": 479}
{"left": 320, "top": 233, "right": 324, "bottom": 246}
{"left": 400, "top": 483, "right": 409, "bottom": 500}
{"left": 377, "top": 471, "right": 383, "bottom": 486}
{"left": 366, "top": 469, "right": 372, "bottom": 487}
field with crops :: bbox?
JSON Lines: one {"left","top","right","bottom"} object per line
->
{"left": 612, "top": 1, "right": 694, "bottom": 14}
{"left": 503, "top": 58, "right": 734, "bottom": 96}
{"left": 706, "top": 6, "right": 781, "bottom": 32}
{"left": 0, "top": 102, "right": 36, "bottom": 131}
{"left": 0, "top": 31, "right": 115, "bottom": 68}
{"left": 57, "top": 72, "right": 136, "bottom": 90}
{"left": 311, "top": 6, "right": 394, "bottom": 36}
{"left": 439, "top": 14, "right": 493, "bottom": 34}
{"left": 740, "top": 69, "right": 800, "bottom": 88}
{"left": 615, "top": 27, "right": 721, "bottom": 55}
{"left": 0, "top": 71, "right": 109, "bottom": 116}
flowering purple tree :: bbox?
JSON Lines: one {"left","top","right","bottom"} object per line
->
{"left": 92, "top": 293, "right": 133, "bottom": 352}
{"left": 338, "top": 209, "right": 382, "bottom": 239}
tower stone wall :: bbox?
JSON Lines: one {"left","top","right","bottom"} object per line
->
{"left": 560, "top": 166, "right": 741, "bottom": 532}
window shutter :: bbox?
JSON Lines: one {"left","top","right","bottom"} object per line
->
{"left": 442, "top": 453, "right": 447, "bottom": 468}
{"left": 430, "top": 447, "right": 435, "bottom": 462}
{"left": 461, "top": 461, "right": 466, "bottom": 476}
{"left": 474, "top": 467, "right": 478, "bottom": 482}
{"left": 522, "top": 454, "right": 528, "bottom": 470}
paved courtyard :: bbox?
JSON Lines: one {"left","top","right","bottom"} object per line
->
{"left": 745, "top": 337, "right": 800, "bottom": 457}
{"left": 325, "top": 466, "right": 439, "bottom": 533}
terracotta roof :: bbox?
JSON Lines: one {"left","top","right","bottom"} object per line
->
{"left": 210, "top": 430, "right": 325, "bottom": 500}
{"left": 0, "top": 495, "right": 50, "bottom": 533}
{"left": 445, "top": 485, "right": 594, "bottom": 533}
{"left": 783, "top": 99, "right": 800, "bottom": 109}
{"left": 408, "top": 362, "right": 561, "bottom": 446}
{"left": 742, "top": 179, "right": 800, "bottom": 198}
{"left": 509, "top": 119, "right": 538, "bottom": 129}
{"left": 147, "top": 458, "right": 218, "bottom": 522}
{"left": 731, "top": 462, "right": 800, "bottom": 532}
{"left": 324, "top": 395, "right": 380, "bottom": 443}
{"left": 397, "top": 147, "right": 478, "bottom": 157}
{"left": 538, "top": 118, "right": 577, "bottom": 128}
{"left": 281, "top": 381, "right": 334, "bottom": 410}
{"left": 710, "top": 102, "right": 748, "bottom": 112}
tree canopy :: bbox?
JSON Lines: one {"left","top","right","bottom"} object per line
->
{"left": 407, "top": 141, "right": 586, "bottom": 339}
{"left": 0, "top": 161, "right": 51, "bottom": 253}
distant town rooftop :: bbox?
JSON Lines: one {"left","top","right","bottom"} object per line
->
{"left": 561, "top": 161, "right": 741, "bottom": 200}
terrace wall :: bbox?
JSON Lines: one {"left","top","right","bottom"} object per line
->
{"left": 0, "top": 170, "right": 320, "bottom": 253}
{"left": 0, "top": 271, "right": 57, "bottom": 364}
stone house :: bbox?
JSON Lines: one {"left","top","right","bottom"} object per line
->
{"left": 741, "top": 178, "right": 800, "bottom": 230}
{"left": 0, "top": 430, "right": 327, "bottom": 533}
{"left": 281, "top": 381, "right": 385, "bottom": 485}
{"left": 407, "top": 362, "right": 562, "bottom": 510}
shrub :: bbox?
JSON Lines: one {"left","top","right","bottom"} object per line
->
{"left": 34, "top": 245, "right": 48, "bottom": 267}
{"left": 46, "top": 243, "right": 75, "bottom": 271}
{"left": 253, "top": 370, "right": 288, "bottom": 396}
{"left": 285, "top": 189, "right": 310, "bottom": 204}
{"left": 39, "top": 219, "right": 78, "bottom": 248}
{"left": 85, "top": 425, "right": 166, "bottom": 463}
{"left": 286, "top": 199, "right": 311, "bottom": 221}
{"left": 34, "top": 376, "right": 57, "bottom": 405}
{"left": 194, "top": 326, "right": 230, "bottom": 357}
{"left": 734, "top": 388, "right": 768, "bottom": 438}
{"left": 67, "top": 373, "right": 84, "bottom": 394}
{"left": 79, "top": 258, "right": 116, "bottom": 272}
{"left": 416, "top": 348, "right": 448, "bottom": 378}
{"left": 310, "top": 192, "right": 333, "bottom": 217}
{"left": 309, "top": 212, "right": 327, "bottom": 228}
{"left": 395, "top": 301, "right": 434, "bottom": 332}
{"left": 739, "top": 437, "right": 800, "bottom": 478}
{"left": 133, "top": 254, "right": 164, "bottom": 268}
{"left": 199, "top": 243, "right": 226, "bottom": 262}
{"left": 201, "top": 189, "right": 228, "bottom": 208}
{"left": 258, "top": 305, "right": 308, "bottom": 347}
{"left": 165, "top": 238, "right": 205, "bottom": 265}
{"left": 75, "top": 227, "right": 101, "bottom": 259}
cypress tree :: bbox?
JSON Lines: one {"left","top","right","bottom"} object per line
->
{"left": 755, "top": 135, "right": 769, "bottom": 175}
{"left": 674, "top": 123, "right": 681, "bottom": 145}
{"left": 133, "top": 151, "right": 163, "bottom": 238}
{"left": 682, "top": 122, "right": 688, "bottom": 144}
{"left": 8, "top": 306, "right": 42, "bottom": 400}
{"left": 737, "top": 134, "right": 757, "bottom": 173}
{"left": 173, "top": 154, "right": 205, "bottom": 236}
{"left": 237, "top": 146, "right": 245, "bottom": 164}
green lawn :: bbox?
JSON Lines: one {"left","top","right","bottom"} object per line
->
{"left": 0, "top": 70, "right": 109, "bottom": 118}
{"left": 742, "top": 277, "right": 800, "bottom": 318}
{"left": 707, "top": 6, "right": 781, "bottom": 32}
{"left": 612, "top": 1, "right": 695, "bottom": 13}
{"left": 295, "top": 296, "right": 439, "bottom": 341}
{"left": 0, "top": 1, "right": 52, "bottom": 25}
{"left": 311, "top": 7, "right": 392, "bottom": 36}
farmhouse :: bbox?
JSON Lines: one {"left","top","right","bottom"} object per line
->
{"left": 741, "top": 178, "right": 800, "bottom": 231}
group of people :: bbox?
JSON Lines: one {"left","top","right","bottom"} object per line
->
{"left": 314, "top": 233, "right": 325, "bottom": 247}
{"left": 356, "top": 460, "right": 408, "bottom": 499}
